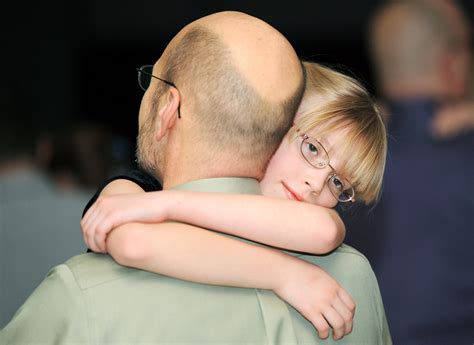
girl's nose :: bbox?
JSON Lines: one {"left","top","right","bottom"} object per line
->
{"left": 304, "top": 168, "right": 330, "bottom": 197}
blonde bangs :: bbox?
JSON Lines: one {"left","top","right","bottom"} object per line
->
{"left": 339, "top": 117, "right": 387, "bottom": 204}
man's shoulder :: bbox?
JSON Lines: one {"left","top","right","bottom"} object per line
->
{"left": 331, "top": 244, "right": 376, "bottom": 278}
{"left": 296, "top": 243, "right": 371, "bottom": 268}
{"left": 330, "top": 243, "right": 372, "bottom": 267}
{"left": 330, "top": 243, "right": 369, "bottom": 259}
{"left": 61, "top": 253, "right": 142, "bottom": 290}
{"left": 295, "top": 244, "right": 378, "bottom": 289}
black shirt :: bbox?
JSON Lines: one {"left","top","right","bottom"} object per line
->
{"left": 82, "top": 168, "right": 162, "bottom": 253}
{"left": 82, "top": 169, "right": 162, "bottom": 217}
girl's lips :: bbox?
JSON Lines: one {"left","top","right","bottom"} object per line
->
{"left": 281, "top": 182, "right": 303, "bottom": 202}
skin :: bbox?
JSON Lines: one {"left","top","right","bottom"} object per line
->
{"left": 261, "top": 125, "right": 353, "bottom": 208}
{"left": 431, "top": 101, "right": 474, "bottom": 139}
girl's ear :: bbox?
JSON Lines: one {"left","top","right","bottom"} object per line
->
{"left": 155, "top": 88, "right": 180, "bottom": 141}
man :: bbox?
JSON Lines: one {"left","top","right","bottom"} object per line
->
{"left": 359, "top": 0, "right": 473, "bottom": 344}
{"left": 1, "top": 11, "right": 391, "bottom": 344}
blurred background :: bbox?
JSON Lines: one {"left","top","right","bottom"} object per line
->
{"left": 0, "top": 1, "right": 439, "bottom": 141}
{"left": 2, "top": 0, "right": 473, "bottom": 144}
{"left": 1, "top": 0, "right": 473, "bottom": 342}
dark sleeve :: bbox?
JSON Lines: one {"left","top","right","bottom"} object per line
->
{"left": 81, "top": 168, "right": 162, "bottom": 218}
{"left": 81, "top": 168, "right": 162, "bottom": 253}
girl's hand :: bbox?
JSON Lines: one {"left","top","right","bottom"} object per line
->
{"left": 274, "top": 259, "right": 355, "bottom": 341}
{"left": 81, "top": 191, "right": 171, "bottom": 253}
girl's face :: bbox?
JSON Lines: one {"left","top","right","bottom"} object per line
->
{"left": 260, "top": 125, "right": 352, "bottom": 208}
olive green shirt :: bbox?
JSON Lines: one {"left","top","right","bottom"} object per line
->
{"left": 0, "top": 177, "right": 391, "bottom": 344}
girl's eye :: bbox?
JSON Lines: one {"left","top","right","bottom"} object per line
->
{"left": 307, "top": 143, "right": 319, "bottom": 155}
{"left": 331, "top": 176, "right": 344, "bottom": 190}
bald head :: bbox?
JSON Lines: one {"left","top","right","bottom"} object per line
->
{"left": 193, "top": 11, "right": 303, "bottom": 102}
{"left": 369, "top": 0, "right": 471, "bottom": 98}
{"left": 154, "top": 11, "right": 304, "bottom": 171}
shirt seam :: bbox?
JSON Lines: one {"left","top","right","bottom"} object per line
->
{"left": 254, "top": 289, "right": 271, "bottom": 345}
{"left": 65, "top": 264, "right": 93, "bottom": 345}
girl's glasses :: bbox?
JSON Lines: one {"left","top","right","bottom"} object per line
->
{"left": 300, "top": 134, "right": 355, "bottom": 203}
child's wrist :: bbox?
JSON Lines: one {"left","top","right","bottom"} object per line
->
{"left": 160, "top": 190, "right": 181, "bottom": 221}
{"left": 273, "top": 253, "right": 311, "bottom": 292}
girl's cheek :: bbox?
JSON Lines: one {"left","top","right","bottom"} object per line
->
{"left": 320, "top": 190, "right": 338, "bottom": 208}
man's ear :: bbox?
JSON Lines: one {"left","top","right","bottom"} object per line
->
{"left": 155, "top": 88, "right": 180, "bottom": 141}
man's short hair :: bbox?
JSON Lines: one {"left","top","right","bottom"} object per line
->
{"left": 157, "top": 25, "right": 304, "bottom": 162}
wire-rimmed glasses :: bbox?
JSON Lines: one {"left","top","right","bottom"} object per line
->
{"left": 300, "top": 134, "right": 355, "bottom": 203}
{"left": 136, "top": 65, "right": 181, "bottom": 118}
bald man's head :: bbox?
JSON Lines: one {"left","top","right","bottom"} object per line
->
{"left": 369, "top": 0, "right": 471, "bottom": 98}
{"left": 153, "top": 11, "right": 304, "bottom": 164}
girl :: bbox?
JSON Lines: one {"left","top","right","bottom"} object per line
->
{"left": 81, "top": 61, "right": 387, "bottom": 340}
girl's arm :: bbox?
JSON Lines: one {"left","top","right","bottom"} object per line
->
{"left": 81, "top": 179, "right": 355, "bottom": 340}
{"left": 107, "top": 221, "right": 354, "bottom": 341}
{"left": 83, "top": 188, "right": 345, "bottom": 255}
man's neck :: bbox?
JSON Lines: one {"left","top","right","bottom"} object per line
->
{"left": 160, "top": 155, "right": 262, "bottom": 190}
{"left": 158, "top": 134, "right": 265, "bottom": 190}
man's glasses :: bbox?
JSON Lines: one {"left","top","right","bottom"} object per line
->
{"left": 136, "top": 65, "right": 181, "bottom": 118}
{"left": 300, "top": 134, "right": 355, "bottom": 203}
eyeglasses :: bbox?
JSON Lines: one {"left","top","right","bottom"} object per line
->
{"left": 300, "top": 134, "right": 355, "bottom": 203}
{"left": 136, "top": 65, "right": 181, "bottom": 118}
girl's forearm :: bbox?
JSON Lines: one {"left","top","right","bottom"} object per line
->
{"left": 107, "top": 221, "right": 302, "bottom": 290}
{"left": 162, "top": 191, "right": 344, "bottom": 254}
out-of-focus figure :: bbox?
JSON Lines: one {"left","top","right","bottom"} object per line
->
{"left": 0, "top": 89, "right": 90, "bottom": 328}
{"left": 44, "top": 120, "right": 134, "bottom": 192}
{"left": 430, "top": 49, "right": 474, "bottom": 139}
{"left": 352, "top": 0, "right": 474, "bottom": 344}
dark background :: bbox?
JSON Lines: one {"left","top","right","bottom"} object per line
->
{"left": 3, "top": 0, "right": 474, "bottom": 145}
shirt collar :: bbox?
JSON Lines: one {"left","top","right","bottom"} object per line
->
{"left": 171, "top": 177, "right": 261, "bottom": 195}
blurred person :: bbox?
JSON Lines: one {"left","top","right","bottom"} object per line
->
{"left": 0, "top": 89, "right": 90, "bottom": 328}
{"left": 2, "top": 11, "right": 390, "bottom": 344}
{"left": 45, "top": 120, "right": 134, "bottom": 192}
{"left": 431, "top": 49, "right": 474, "bottom": 138}
{"left": 359, "top": 0, "right": 474, "bottom": 344}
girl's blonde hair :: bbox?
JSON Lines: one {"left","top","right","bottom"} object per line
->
{"left": 290, "top": 61, "right": 387, "bottom": 205}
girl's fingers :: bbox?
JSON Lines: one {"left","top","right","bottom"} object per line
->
{"left": 331, "top": 296, "right": 353, "bottom": 335}
{"left": 322, "top": 306, "right": 345, "bottom": 340}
